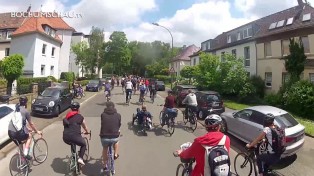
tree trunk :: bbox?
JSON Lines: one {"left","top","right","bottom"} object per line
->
{"left": 6, "top": 79, "right": 13, "bottom": 95}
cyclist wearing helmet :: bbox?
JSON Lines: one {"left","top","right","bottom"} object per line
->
{"left": 246, "top": 114, "right": 281, "bottom": 176}
{"left": 133, "top": 105, "right": 153, "bottom": 128}
{"left": 104, "top": 81, "right": 112, "bottom": 97}
{"left": 8, "top": 96, "right": 42, "bottom": 160}
{"left": 63, "top": 102, "right": 90, "bottom": 166}
{"left": 182, "top": 89, "right": 198, "bottom": 120}
{"left": 161, "top": 90, "right": 176, "bottom": 126}
{"left": 175, "top": 114, "right": 231, "bottom": 176}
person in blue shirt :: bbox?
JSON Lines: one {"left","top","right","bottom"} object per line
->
{"left": 104, "top": 81, "right": 112, "bottom": 97}
{"left": 133, "top": 105, "right": 152, "bottom": 128}
{"left": 139, "top": 83, "right": 146, "bottom": 102}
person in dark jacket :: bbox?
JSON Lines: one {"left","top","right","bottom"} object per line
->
{"left": 100, "top": 101, "right": 121, "bottom": 172}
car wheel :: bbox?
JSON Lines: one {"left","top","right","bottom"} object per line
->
{"left": 257, "top": 141, "right": 268, "bottom": 155}
{"left": 198, "top": 110, "right": 205, "bottom": 119}
{"left": 54, "top": 105, "right": 60, "bottom": 117}
{"left": 220, "top": 119, "right": 228, "bottom": 133}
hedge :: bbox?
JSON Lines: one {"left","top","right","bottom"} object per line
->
{"left": 17, "top": 77, "right": 49, "bottom": 95}
{"left": 154, "top": 75, "right": 171, "bottom": 83}
{"left": 0, "top": 79, "right": 7, "bottom": 87}
{"left": 60, "top": 72, "right": 75, "bottom": 83}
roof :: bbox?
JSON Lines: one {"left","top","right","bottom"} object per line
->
{"left": 172, "top": 45, "right": 200, "bottom": 61}
{"left": 246, "top": 105, "right": 288, "bottom": 116}
{"left": 203, "top": 4, "right": 314, "bottom": 52}
{"left": 0, "top": 13, "right": 25, "bottom": 29}
{"left": 189, "top": 49, "right": 202, "bottom": 57}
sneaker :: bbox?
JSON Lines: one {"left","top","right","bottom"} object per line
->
{"left": 25, "top": 155, "right": 33, "bottom": 160}
{"left": 78, "top": 158, "right": 85, "bottom": 165}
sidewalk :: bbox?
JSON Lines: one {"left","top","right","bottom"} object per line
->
{"left": 0, "top": 90, "right": 101, "bottom": 161}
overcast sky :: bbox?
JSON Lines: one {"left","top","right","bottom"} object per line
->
{"left": 1, "top": 0, "right": 312, "bottom": 47}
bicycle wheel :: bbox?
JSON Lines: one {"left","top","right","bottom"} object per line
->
{"left": 189, "top": 115, "right": 197, "bottom": 132}
{"left": 234, "top": 152, "right": 253, "bottom": 176}
{"left": 33, "top": 138, "right": 48, "bottom": 163}
{"left": 159, "top": 111, "right": 164, "bottom": 126}
{"left": 176, "top": 163, "right": 186, "bottom": 176}
{"left": 66, "top": 156, "right": 75, "bottom": 175}
{"left": 83, "top": 137, "right": 89, "bottom": 162}
{"left": 168, "top": 117, "right": 175, "bottom": 136}
{"left": 9, "top": 153, "right": 29, "bottom": 176}
{"left": 182, "top": 112, "right": 188, "bottom": 124}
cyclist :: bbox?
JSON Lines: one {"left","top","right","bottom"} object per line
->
{"left": 161, "top": 90, "right": 176, "bottom": 126}
{"left": 125, "top": 78, "right": 133, "bottom": 103}
{"left": 246, "top": 114, "right": 281, "bottom": 176}
{"left": 111, "top": 76, "right": 115, "bottom": 90}
{"left": 131, "top": 77, "right": 137, "bottom": 93}
{"left": 100, "top": 101, "right": 121, "bottom": 173}
{"left": 149, "top": 80, "right": 157, "bottom": 99}
{"left": 133, "top": 105, "right": 153, "bottom": 129}
{"left": 72, "top": 81, "right": 78, "bottom": 97}
{"left": 145, "top": 79, "right": 149, "bottom": 95}
{"left": 182, "top": 89, "right": 198, "bottom": 120}
{"left": 8, "top": 96, "right": 42, "bottom": 160}
{"left": 139, "top": 83, "right": 146, "bottom": 103}
{"left": 104, "top": 81, "right": 112, "bottom": 98}
{"left": 63, "top": 102, "right": 90, "bottom": 165}
{"left": 175, "top": 115, "right": 231, "bottom": 176}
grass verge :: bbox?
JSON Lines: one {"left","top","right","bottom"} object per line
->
{"left": 223, "top": 100, "right": 314, "bottom": 136}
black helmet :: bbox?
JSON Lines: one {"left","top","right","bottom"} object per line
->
{"left": 19, "top": 96, "right": 28, "bottom": 106}
{"left": 15, "top": 103, "right": 21, "bottom": 112}
{"left": 168, "top": 90, "right": 173, "bottom": 94}
{"left": 205, "top": 114, "right": 222, "bottom": 128}
{"left": 70, "top": 102, "right": 80, "bottom": 111}
{"left": 264, "top": 113, "right": 275, "bottom": 127}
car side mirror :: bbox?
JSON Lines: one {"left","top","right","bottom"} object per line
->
{"left": 232, "top": 112, "right": 238, "bottom": 118}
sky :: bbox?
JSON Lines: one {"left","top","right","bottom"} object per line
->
{"left": 0, "top": 0, "right": 313, "bottom": 47}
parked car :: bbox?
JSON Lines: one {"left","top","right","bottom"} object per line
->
{"left": 86, "top": 80, "right": 102, "bottom": 92}
{"left": 0, "top": 103, "right": 15, "bottom": 145}
{"left": 195, "top": 91, "right": 225, "bottom": 119}
{"left": 172, "top": 85, "right": 198, "bottom": 107}
{"left": 31, "top": 86, "right": 73, "bottom": 117}
{"left": 156, "top": 81, "right": 165, "bottom": 91}
{"left": 221, "top": 105, "right": 305, "bottom": 158}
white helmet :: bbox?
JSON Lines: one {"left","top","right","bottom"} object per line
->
{"left": 204, "top": 114, "right": 222, "bottom": 128}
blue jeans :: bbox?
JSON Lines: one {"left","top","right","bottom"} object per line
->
{"left": 100, "top": 137, "right": 119, "bottom": 147}
{"left": 126, "top": 89, "right": 132, "bottom": 102}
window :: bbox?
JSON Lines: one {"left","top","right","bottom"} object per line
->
{"left": 269, "top": 22, "right": 277, "bottom": 29}
{"left": 265, "top": 72, "right": 272, "bottom": 87}
{"left": 301, "top": 36, "right": 310, "bottom": 53}
{"left": 227, "top": 35, "right": 231, "bottom": 43}
{"left": 45, "top": 26, "right": 51, "bottom": 35}
{"left": 52, "top": 47, "right": 55, "bottom": 56}
{"left": 276, "top": 20, "right": 285, "bottom": 28}
{"left": 302, "top": 13, "right": 311, "bottom": 22}
{"left": 247, "top": 72, "right": 250, "bottom": 77}
{"left": 51, "top": 30, "right": 56, "bottom": 37}
{"left": 282, "top": 40, "right": 290, "bottom": 56}
{"left": 265, "top": 42, "right": 272, "bottom": 57}
{"left": 221, "top": 52, "right": 225, "bottom": 62}
{"left": 243, "top": 27, "right": 252, "bottom": 38}
{"left": 286, "top": 17, "right": 294, "bottom": 25}
{"left": 206, "top": 42, "right": 210, "bottom": 50}
{"left": 0, "top": 106, "right": 14, "bottom": 119}
{"left": 0, "top": 30, "right": 4, "bottom": 39}
{"left": 6, "top": 31, "right": 12, "bottom": 39}
{"left": 235, "top": 109, "right": 253, "bottom": 121}
{"left": 201, "top": 43, "right": 206, "bottom": 50}
{"left": 5, "top": 48, "right": 10, "bottom": 56}
{"left": 232, "top": 49, "right": 237, "bottom": 58}
{"left": 193, "top": 58, "right": 196, "bottom": 66}
{"left": 237, "top": 32, "right": 241, "bottom": 40}
{"left": 50, "top": 66, "right": 54, "bottom": 76}
{"left": 42, "top": 44, "right": 47, "bottom": 55}
{"left": 244, "top": 47, "right": 250, "bottom": 67}
{"left": 250, "top": 111, "right": 266, "bottom": 125}
{"left": 282, "top": 72, "right": 290, "bottom": 84}
{"left": 310, "top": 73, "right": 314, "bottom": 84}
{"left": 41, "top": 65, "right": 45, "bottom": 75}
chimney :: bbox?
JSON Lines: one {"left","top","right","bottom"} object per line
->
{"left": 297, "top": 0, "right": 304, "bottom": 6}
{"left": 27, "top": 4, "right": 31, "bottom": 12}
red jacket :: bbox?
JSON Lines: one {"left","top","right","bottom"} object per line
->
{"left": 179, "top": 132, "right": 231, "bottom": 176}
{"left": 145, "top": 80, "right": 149, "bottom": 86}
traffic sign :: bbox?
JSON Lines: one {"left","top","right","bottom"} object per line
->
{"left": 169, "top": 67, "right": 175, "bottom": 73}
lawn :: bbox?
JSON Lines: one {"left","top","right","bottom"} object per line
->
{"left": 224, "top": 100, "right": 314, "bottom": 137}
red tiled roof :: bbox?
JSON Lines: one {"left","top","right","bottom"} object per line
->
{"left": 172, "top": 45, "right": 200, "bottom": 61}
{"left": 0, "top": 13, "right": 25, "bottom": 29}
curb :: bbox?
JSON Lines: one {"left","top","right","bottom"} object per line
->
{"left": 0, "top": 91, "right": 100, "bottom": 161}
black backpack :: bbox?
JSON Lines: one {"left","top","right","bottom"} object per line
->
{"left": 268, "top": 126, "right": 286, "bottom": 155}
{"left": 204, "top": 135, "right": 231, "bottom": 176}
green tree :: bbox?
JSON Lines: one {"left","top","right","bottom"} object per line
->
{"left": 89, "top": 26, "right": 105, "bottom": 75}
{"left": 71, "top": 41, "right": 90, "bottom": 76}
{"left": 180, "top": 66, "right": 196, "bottom": 84}
{"left": 1, "top": 54, "right": 24, "bottom": 95}
{"left": 283, "top": 38, "right": 307, "bottom": 84}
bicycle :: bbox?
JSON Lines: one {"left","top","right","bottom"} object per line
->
{"left": 150, "top": 90, "right": 156, "bottom": 103}
{"left": 234, "top": 141, "right": 281, "bottom": 176}
{"left": 182, "top": 106, "right": 198, "bottom": 132}
{"left": 139, "top": 94, "right": 145, "bottom": 105}
{"left": 74, "top": 87, "right": 85, "bottom": 99}
{"left": 104, "top": 134, "right": 123, "bottom": 176}
{"left": 105, "top": 91, "right": 111, "bottom": 102}
{"left": 159, "top": 109, "right": 177, "bottom": 136}
{"left": 173, "top": 151, "right": 195, "bottom": 176}
{"left": 66, "top": 131, "right": 91, "bottom": 176}
{"left": 9, "top": 132, "right": 48, "bottom": 176}
{"left": 126, "top": 90, "right": 132, "bottom": 106}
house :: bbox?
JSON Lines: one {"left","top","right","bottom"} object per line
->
{"left": 69, "top": 32, "right": 90, "bottom": 77}
{"left": 170, "top": 45, "right": 200, "bottom": 76}
{"left": 193, "top": 0, "right": 314, "bottom": 92}
{"left": 0, "top": 6, "right": 75, "bottom": 79}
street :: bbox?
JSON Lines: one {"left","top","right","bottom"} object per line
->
{"left": 0, "top": 87, "right": 313, "bottom": 175}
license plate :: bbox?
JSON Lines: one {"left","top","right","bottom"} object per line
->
{"left": 35, "top": 107, "right": 43, "bottom": 111}
{"left": 213, "top": 103, "right": 219, "bottom": 107}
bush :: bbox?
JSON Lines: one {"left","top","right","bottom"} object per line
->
{"left": 60, "top": 72, "right": 75, "bottom": 82}
{"left": 17, "top": 77, "right": 49, "bottom": 95}
{"left": 0, "top": 79, "right": 7, "bottom": 87}
{"left": 249, "top": 75, "right": 265, "bottom": 98}
{"left": 282, "top": 80, "right": 314, "bottom": 118}
{"left": 80, "top": 80, "right": 90, "bottom": 86}
{"left": 154, "top": 75, "right": 171, "bottom": 83}
{"left": 85, "top": 74, "right": 97, "bottom": 79}
{"left": 264, "top": 93, "right": 282, "bottom": 107}
{"left": 47, "top": 76, "right": 57, "bottom": 82}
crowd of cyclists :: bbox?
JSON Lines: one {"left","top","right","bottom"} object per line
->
{"left": 7, "top": 74, "right": 284, "bottom": 176}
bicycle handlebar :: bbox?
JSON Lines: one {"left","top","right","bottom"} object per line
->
{"left": 82, "top": 130, "right": 91, "bottom": 140}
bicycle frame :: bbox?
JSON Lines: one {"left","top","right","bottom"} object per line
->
{"left": 106, "top": 145, "right": 115, "bottom": 175}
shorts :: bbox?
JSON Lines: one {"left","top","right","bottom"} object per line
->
{"left": 8, "top": 130, "right": 29, "bottom": 146}
{"left": 100, "top": 137, "right": 119, "bottom": 147}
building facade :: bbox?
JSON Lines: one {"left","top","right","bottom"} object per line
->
{"left": 57, "top": 30, "right": 74, "bottom": 77}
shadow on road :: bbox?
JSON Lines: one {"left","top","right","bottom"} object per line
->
{"left": 50, "top": 157, "right": 69, "bottom": 175}
{"left": 81, "top": 156, "right": 103, "bottom": 176}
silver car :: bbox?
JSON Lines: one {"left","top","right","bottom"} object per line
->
{"left": 221, "top": 105, "right": 305, "bottom": 158}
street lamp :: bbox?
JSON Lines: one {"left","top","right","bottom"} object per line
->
{"left": 152, "top": 22, "right": 174, "bottom": 89}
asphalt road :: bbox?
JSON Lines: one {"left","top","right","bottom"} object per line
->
{"left": 0, "top": 88, "right": 313, "bottom": 176}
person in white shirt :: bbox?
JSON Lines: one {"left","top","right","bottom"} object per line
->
{"left": 182, "top": 89, "right": 198, "bottom": 120}
{"left": 125, "top": 79, "right": 133, "bottom": 103}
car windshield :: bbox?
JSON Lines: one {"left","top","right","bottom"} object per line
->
{"left": 182, "top": 88, "right": 197, "bottom": 93}
{"left": 41, "top": 89, "right": 60, "bottom": 97}
{"left": 89, "top": 80, "right": 98, "bottom": 84}
{"left": 275, "top": 113, "right": 298, "bottom": 128}
{"left": 205, "top": 94, "right": 221, "bottom": 102}
{"left": 157, "top": 81, "right": 164, "bottom": 84}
